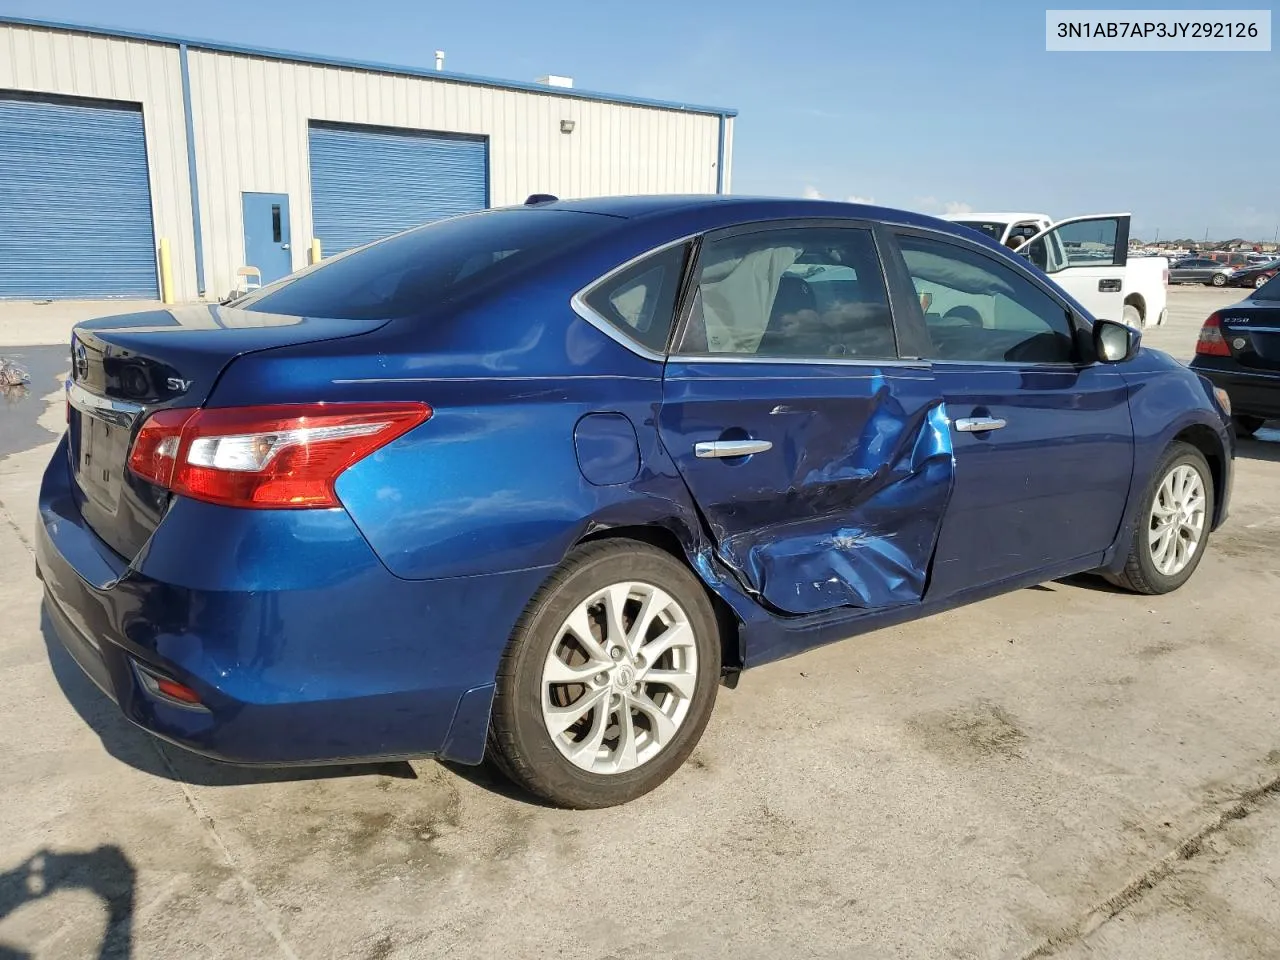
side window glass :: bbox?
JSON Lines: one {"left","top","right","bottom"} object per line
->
{"left": 1026, "top": 217, "right": 1122, "bottom": 273}
{"left": 675, "top": 227, "right": 897, "bottom": 360}
{"left": 898, "top": 234, "right": 1076, "bottom": 364}
{"left": 583, "top": 243, "right": 689, "bottom": 353}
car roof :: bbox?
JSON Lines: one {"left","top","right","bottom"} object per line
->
{"left": 938, "top": 211, "right": 1052, "bottom": 223}
{"left": 517, "top": 194, "right": 971, "bottom": 235}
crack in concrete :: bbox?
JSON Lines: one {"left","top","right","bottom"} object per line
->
{"left": 152, "top": 742, "right": 303, "bottom": 960}
{"left": 1012, "top": 762, "right": 1280, "bottom": 959}
{"left": 0, "top": 494, "right": 33, "bottom": 556}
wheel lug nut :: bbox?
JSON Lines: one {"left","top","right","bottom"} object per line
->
{"left": 594, "top": 672, "right": 608, "bottom": 686}
{"left": 609, "top": 647, "right": 624, "bottom": 661}
{"left": 631, "top": 683, "right": 640, "bottom": 694}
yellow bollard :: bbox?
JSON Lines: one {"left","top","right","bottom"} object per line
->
{"left": 158, "top": 237, "right": 175, "bottom": 305}
{"left": 309, "top": 238, "right": 322, "bottom": 265}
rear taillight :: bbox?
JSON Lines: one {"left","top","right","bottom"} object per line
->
{"left": 128, "top": 402, "right": 431, "bottom": 509}
{"left": 1195, "top": 311, "right": 1231, "bottom": 357}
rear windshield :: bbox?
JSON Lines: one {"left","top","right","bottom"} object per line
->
{"left": 239, "top": 209, "right": 614, "bottom": 320}
{"left": 1255, "top": 273, "right": 1280, "bottom": 301}
{"left": 954, "top": 221, "right": 1008, "bottom": 241}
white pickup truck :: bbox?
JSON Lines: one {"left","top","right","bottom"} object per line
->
{"left": 941, "top": 211, "right": 1168, "bottom": 328}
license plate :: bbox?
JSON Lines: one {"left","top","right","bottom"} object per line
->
{"left": 77, "top": 413, "right": 128, "bottom": 514}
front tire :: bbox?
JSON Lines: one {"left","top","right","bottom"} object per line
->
{"left": 487, "top": 541, "right": 721, "bottom": 808}
{"left": 1108, "top": 442, "right": 1213, "bottom": 595}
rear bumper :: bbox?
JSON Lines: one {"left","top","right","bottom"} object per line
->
{"left": 1190, "top": 361, "right": 1280, "bottom": 420}
{"left": 36, "top": 436, "right": 548, "bottom": 766}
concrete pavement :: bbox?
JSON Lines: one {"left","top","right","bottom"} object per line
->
{"left": 0, "top": 286, "right": 1277, "bottom": 959}
{"left": 0, "top": 300, "right": 163, "bottom": 348}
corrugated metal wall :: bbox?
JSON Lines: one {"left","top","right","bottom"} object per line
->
{"left": 0, "top": 24, "right": 198, "bottom": 300}
{"left": 188, "top": 51, "right": 725, "bottom": 298}
{"left": 0, "top": 22, "right": 730, "bottom": 303}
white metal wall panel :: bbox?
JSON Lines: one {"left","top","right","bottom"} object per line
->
{"left": 308, "top": 123, "right": 487, "bottom": 254}
{"left": 188, "top": 50, "right": 726, "bottom": 298}
{"left": 0, "top": 96, "right": 157, "bottom": 298}
{"left": 721, "top": 117, "right": 734, "bottom": 193}
{"left": 0, "top": 24, "right": 198, "bottom": 300}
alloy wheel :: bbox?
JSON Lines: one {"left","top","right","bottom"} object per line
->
{"left": 1148, "top": 464, "right": 1207, "bottom": 576}
{"left": 540, "top": 581, "right": 698, "bottom": 775}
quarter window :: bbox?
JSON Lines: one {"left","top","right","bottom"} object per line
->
{"left": 898, "top": 234, "right": 1077, "bottom": 364}
{"left": 583, "top": 244, "right": 689, "bottom": 353}
{"left": 676, "top": 227, "right": 897, "bottom": 360}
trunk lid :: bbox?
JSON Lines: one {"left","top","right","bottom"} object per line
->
{"left": 1216, "top": 296, "right": 1280, "bottom": 372}
{"left": 67, "top": 304, "right": 389, "bottom": 561}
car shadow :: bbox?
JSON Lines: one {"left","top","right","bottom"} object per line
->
{"left": 437, "top": 760, "right": 558, "bottom": 809}
{"left": 1054, "top": 572, "right": 1130, "bottom": 594}
{"left": 0, "top": 845, "right": 135, "bottom": 959}
{"left": 41, "top": 607, "right": 417, "bottom": 788}
{"left": 1236, "top": 427, "right": 1280, "bottom": 463}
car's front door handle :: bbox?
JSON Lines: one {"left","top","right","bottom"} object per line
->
{"left": 954, "top": 416, "right": 1008, "bottom": 433}
{"left": 695, "top": 439, "right": 773, "bottom": 459}
{"left": 1098, "top": 278, "right": 1122, "bottom": 292}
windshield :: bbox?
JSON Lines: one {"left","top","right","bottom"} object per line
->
{"left": 953, "top": 221, "right": 1008, "bottom": 241}
{"left": 1254, "top": 272, "right": 1280, "bottom": 301}
{"left": 238, "top": 209, "right": 615, "bottom": 321}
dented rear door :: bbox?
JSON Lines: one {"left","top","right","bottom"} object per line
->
{"left": 658, "top": 221, "right": 953, "bottom": 617}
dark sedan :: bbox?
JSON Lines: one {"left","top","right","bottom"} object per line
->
{"left": 1191, "top": 272, "right": 1280, "bottom": 434}
{"left": 1169, "top": 257, "right": 1235, "bottom": 286}
{"left": 1228, "top": 258, "right": 1280, "bottom": 289}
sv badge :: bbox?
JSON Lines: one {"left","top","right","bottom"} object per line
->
{"left": 166, "top": 378, "right": 193, "bottom": 393}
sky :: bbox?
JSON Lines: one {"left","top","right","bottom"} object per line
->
{"left": 4, "top": 0, "right": 1278, "bottom": 239}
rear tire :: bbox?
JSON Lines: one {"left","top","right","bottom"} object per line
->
{"left": 487, "top": 540, "right": 721, "bottom": 808}
{"left": 1107, "top": 442, "right": 1213, "bottom": 595}
{"left": 1257, "top": 275, "right": 1270, "bottom": 289}
{"left": 1212, "top": 272, "right": 1228, "bottom": 287}
{"left": 1234, "top": 415, "right": 1266, "bottom": 436}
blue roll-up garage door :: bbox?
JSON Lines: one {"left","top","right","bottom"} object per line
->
{"left": 0, "top": 95, "right": 158, "bottom": 299}
{"left": 308, "top": 122, "right": 488, "bottom": 256}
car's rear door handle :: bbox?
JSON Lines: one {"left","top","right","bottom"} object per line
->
{"left": 954, "top": 417, "right": 1007, "bottom": 433}
{"left": 695, "top": 439, "right": 773, "bottom": 458}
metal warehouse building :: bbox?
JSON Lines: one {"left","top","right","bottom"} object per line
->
{"left": 0, "top": 17, "right": 736, "bottom": 302}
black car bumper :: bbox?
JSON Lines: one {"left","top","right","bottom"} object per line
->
{"left": 1190, "top": 359, "right": 1280, "bottom": 420}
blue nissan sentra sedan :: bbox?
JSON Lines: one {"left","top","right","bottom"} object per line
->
{"left": 37, "top": 196, "right": 1233, "bottom": 808}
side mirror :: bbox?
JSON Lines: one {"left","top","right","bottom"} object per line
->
{"left": 1093, "top": 318, "right": 1140, "bottom": 363}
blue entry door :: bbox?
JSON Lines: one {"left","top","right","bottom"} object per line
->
{"left": 241, "top": 192, "right": 293, "bottom": 284}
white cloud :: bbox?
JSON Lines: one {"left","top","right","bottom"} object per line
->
{"left": 910, "top": 196, "right": 974, "bottom": 216}
{"left": 846, "top": 194, "right": 875, "bottom": 205}
{"left": 802, "top": 185, "right": 822, "bottom": 199}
